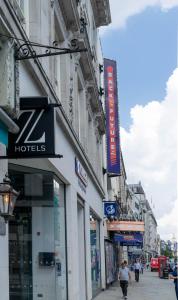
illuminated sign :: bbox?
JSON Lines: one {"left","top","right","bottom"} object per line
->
{"left": 104, "top": 59, "right": 120, "bottom": 175}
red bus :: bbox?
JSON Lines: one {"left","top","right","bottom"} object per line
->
{"left": 150, "top": 258, "right": 159, "bottom": 271}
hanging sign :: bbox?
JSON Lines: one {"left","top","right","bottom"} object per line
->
{"left": 75, "top": 157, "right": 88, "bottom": 187}
{"left": 8, "top": 97, "right": 55, "bottom": 158}
{"left": 104, "top": 59, "right": 121, "bottom": 176}
{"left": 104, "top": 201, "right": 118, "bottom": 217}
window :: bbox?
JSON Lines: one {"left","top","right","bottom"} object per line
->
{"left": 9, "top": 165, "right": 67, "bottom": 300}
{"left": 90, "top": 211, "right": 101, "bottom": 297}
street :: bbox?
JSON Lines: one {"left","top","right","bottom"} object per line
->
{"left": 95, "top": 271, "right": 176, "bottom": 300}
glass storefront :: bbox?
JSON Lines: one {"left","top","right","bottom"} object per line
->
{"left": 9, "top": 164, "right": 67, "bottom": 300}
{"left": 90, "top": 211, "right": 101, "bottom": 297}
{"left": 105, "top": 240, "right": 118, "bottom": 285}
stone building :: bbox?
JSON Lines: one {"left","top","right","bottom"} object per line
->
{"left": 0, "top": 0, "right": 111, "bottom": 299}
{"left": 129, "top": 182, "right": 158, "bottom": 260}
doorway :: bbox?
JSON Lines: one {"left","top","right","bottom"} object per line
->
{"left": 8, "top": 165, "right": 67, "bottom": 300}
{"left": 77, "top": 199, "right": 86, "bottom": 300}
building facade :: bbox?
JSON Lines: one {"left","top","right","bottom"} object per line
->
{"left": 0, "top": 1, "right": 111, "bottom": 299}
{"left": 129, "top": 183, "right": 158, "bottom": 260}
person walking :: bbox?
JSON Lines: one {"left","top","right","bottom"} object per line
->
{"left": 141, "top": 262, "right": 144, "bottom": 274}
{"left": 169, "top": 263, "right": 178, "bottom": 299}
{"left": 134, "top": 259, "right": 141, "bottom": 282}
{"left": 118, "top": 261, "right": 131, "bottom": 300}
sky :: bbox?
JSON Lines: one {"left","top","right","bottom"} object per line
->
{"left": 100, "top": 0, "right": 178, "bottom": 241}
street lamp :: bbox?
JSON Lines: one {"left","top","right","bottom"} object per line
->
{"left": 0, "top": 174, "right": 19, "bottom": 222}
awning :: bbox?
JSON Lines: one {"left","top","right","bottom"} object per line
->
{"left": 107, "top": 220, "right": 145, "bottom": 232}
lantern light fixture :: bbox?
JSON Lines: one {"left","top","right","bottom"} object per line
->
{"left": 0, "top": 174, "right": 19, "bottom": 222}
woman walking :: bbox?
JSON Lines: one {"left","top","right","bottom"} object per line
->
{"left": 118, "top": 261, "right": 131, "bottom": 300}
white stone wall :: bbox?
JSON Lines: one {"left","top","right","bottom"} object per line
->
{"left": 0, "top": 1, "right": 111, "bottom": 299}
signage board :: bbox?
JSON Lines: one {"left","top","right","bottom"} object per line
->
{"left": 8, "top": 97, "right": 55, "bottom": 158}
{"left": 104, "top": 201, "right": 118, "bottom": 217}
{"left": 107, "top": 221, "right": 145, "bottom": 232}
{"left": 104, "top": 59, "right": 121, "bottom": 175}
{"left": 114, "top": 233, "right": 143, "bottom": 246}
{"left": 75, "top": 157, "right": 88, "bottom": 187}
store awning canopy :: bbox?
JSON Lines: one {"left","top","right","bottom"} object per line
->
{"left": 107, "top": 220, "right": 145, "bottom": 232}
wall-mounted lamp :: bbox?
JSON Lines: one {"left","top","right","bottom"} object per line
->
{"left": 0, "top": 174, "right": 19, "bottom": 222}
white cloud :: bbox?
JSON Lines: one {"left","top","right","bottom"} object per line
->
{"left": 158, "top": 200, "right": 178, "bottom": 240}
{"left": 101, "top": 0, "right": 178, "bottom": 34}
{"left": 120, "top": 68, "right": 178, "bottom": 240}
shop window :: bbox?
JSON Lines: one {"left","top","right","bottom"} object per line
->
{"left": 90, "top": 210, "right": 101, "bottom": 297}
{"left": 8, "top": 165, "right": 67, "bottom": 300}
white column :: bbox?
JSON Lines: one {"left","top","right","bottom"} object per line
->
{"left": 100, "top": 219, "right": 106, "bottom": 290}
{"left": 65, "top": 185, "right": 80, "bottom": 300}
{"left": 85, "top": 202, "right": 92, "bottom": 300}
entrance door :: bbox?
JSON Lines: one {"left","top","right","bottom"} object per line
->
{"left": 9, "top": 207, "right": 32, "bottom": 300}
{"left": 9, "top": 166, "right": 67, "bottom": 300}
{"left": 77, "top": 201, "right": 86, "bottom": 300}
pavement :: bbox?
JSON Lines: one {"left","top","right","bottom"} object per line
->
{"left": 95, "top": 270, "right": 176, "bottom": 300}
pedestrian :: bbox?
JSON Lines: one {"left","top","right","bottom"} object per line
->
{"left": 169, "top": 263, "right": 178, "bottom": 300}
{"left": 134, "top": 259, "right": 141, "bottom": 282}
{"left": 141, "top": 262, "right": 144, "bottom": 274}
{"left": 146, "top": 262, "right": 149, "bottom": 270}
{"left": 118, "top": 261, "right": 131, "bottom": 300}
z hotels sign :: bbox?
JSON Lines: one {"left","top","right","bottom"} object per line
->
{"left": 104, "top": 59, "right": 121, "bottom": 175}
{"left": 8, "top": 97, "right": 55, "bottom": 158}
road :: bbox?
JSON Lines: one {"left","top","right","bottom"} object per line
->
{"left": 95, "top": 270, "right": 176, "bottom": 300}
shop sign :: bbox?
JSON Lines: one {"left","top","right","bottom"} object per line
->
{"left": 75, "top": 157, "right": 88, "bottom": 187}
{"left": 107, "top": 221, "right": 145, "bottom": 232}
{"left": 104, "top": 201, "right": 118, "bottom": 217}
{"left": 114, "top": 233, "right": 143, "bottom": 245}
{"left": 104, "top": 59, "right": 121, "bottom": 176}
{"left": 8, "top": 97, "right": 55, "bottom": 158}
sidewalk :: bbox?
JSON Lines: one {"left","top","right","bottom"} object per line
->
{"left": 95, "top": 271, "right": 176, "bottom": 300}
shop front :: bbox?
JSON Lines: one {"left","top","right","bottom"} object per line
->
{"left": 8, "top": 164, "right": 67, "bottom": 300}
{"left": 105, "top": 239, "right": 118, "bottom": 285}
{"left": 90, "top": 211, "right": 101, "bottom": 297}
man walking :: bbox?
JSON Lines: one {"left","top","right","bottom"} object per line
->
{"left": 134, "top": 259, "right": 141, "bottom": 282}
{"left": 118, "top": 261, "right": 131, "bottom": 300}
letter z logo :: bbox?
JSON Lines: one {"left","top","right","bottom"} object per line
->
{"left": 15, "top": 109, "right": 45, "bottom": 144}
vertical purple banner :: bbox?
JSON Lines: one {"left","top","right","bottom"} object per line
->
{"left": 104, "top": 58, "right": 121, "bottom": 175}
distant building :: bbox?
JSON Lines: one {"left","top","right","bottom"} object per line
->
{"left": 128, "top": 182, "right": 158, "bottom": 260}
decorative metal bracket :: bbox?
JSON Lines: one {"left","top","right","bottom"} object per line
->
{"left": 14, "top": 39, "right": 87, "bottom": 60}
